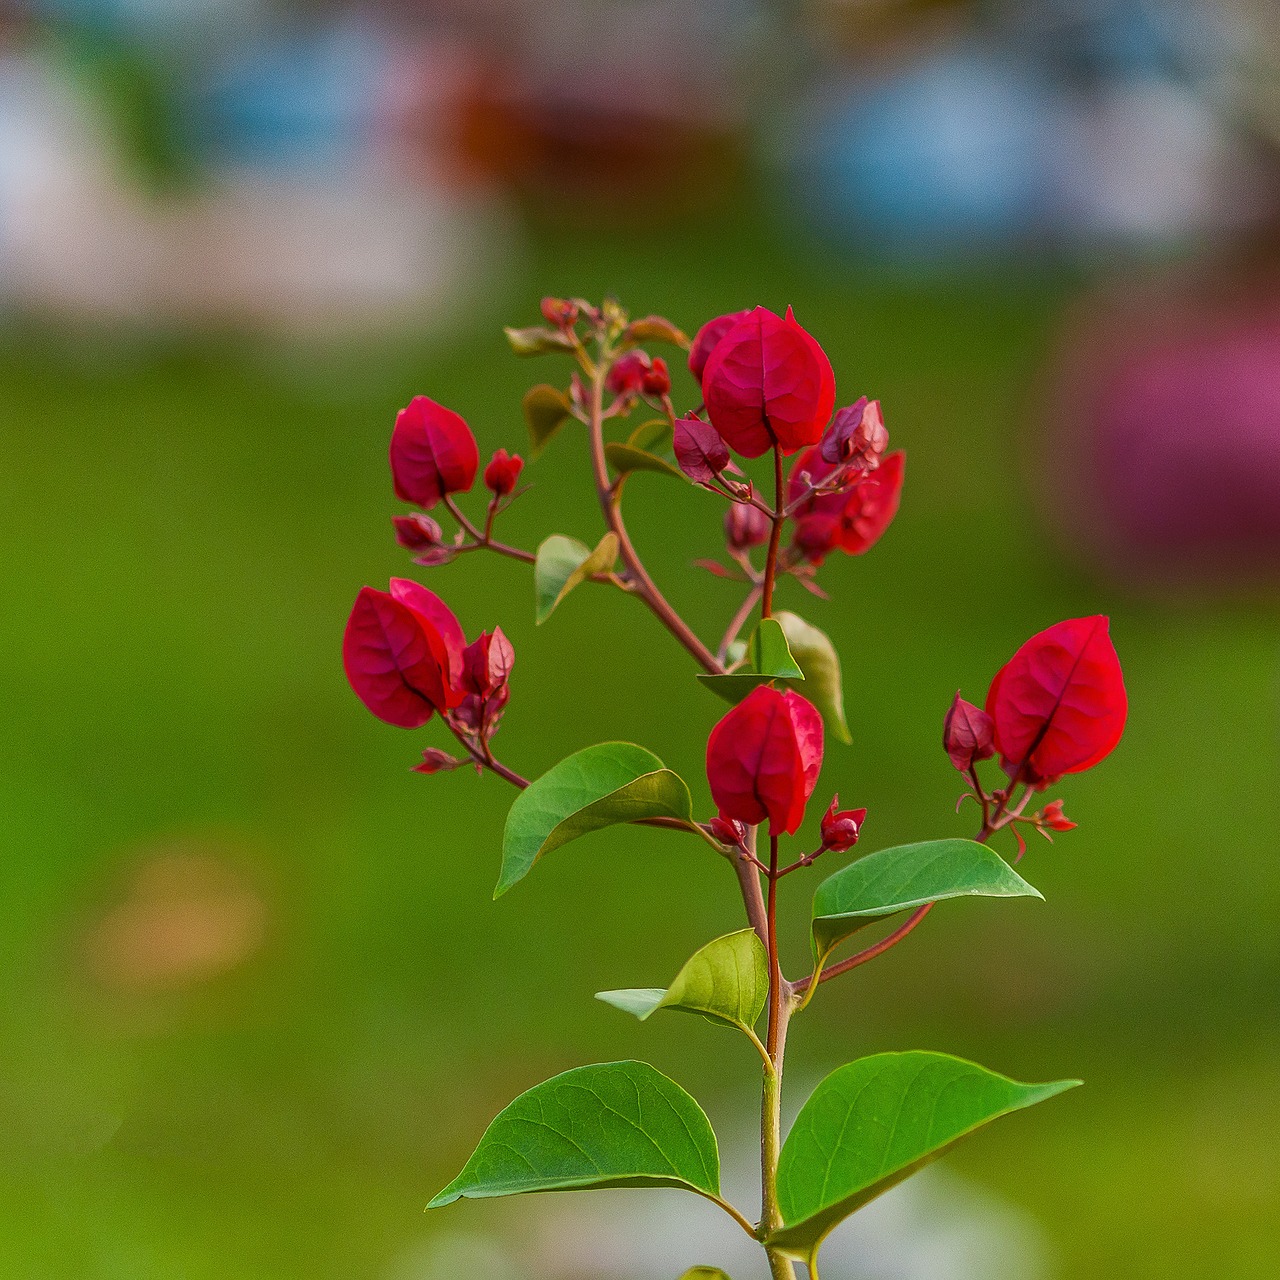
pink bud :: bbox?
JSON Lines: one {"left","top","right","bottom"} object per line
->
{"left": 820, "top": 398, "right": 889, "bottom": 468}
{"left": 413, "top": 748, "right": 460, "bottom": 774}
{"left": 820, "top": 796, "right": 866, "bottom": 852}
{"left": 392, "top": 513, "right": 444, "bottom": 551}
{"left": 462, "top": 627, "right": 515, "bottom": 697}
{"left": 708, "top": 814, "right": 747, "bottom": 847}
{"left": 942, "top": 692, "right": 995, "bottom": 773}
{"left": 1039, "top": 799, "right": 1077, "bottom": 832}
{"left": 792, "top": 513, "right": 840, "bottom": 564}
{"left": 724, "top": 502, "right": 771, "bottom": 551}
{"left": 540, "top": 297, "right": 579, "bottom": 329}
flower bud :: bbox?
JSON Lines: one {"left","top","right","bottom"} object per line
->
{"left": 641, "top": 357, "right": 671, "bottom": 398}
{"left": 483, "top": 448, "right": 524, "bottom": 497}
{"left": 392, "top": 513, "right": 443, "bottom": 551}
{"left": 724, "top": 502, "right": 771, "bottom": 551}
{"left": 390, "top": 396, "right": 479, "bottom": 510}
{"left": 540, "top": 297, "right": 579, "bottom": 329}
{"left": 607, "top": 350, "right": 651, "bottom": 396}
{"left": 1039, "top": 799, "right": 1077, "bottom": 832}
{"left": 708, "top": 814, "right": 747, "bottom": 847}
{"left": 792, "top": 513, "right": 840, "bottom": 564}
{"left": 462, "top": 627, "right": 515, "bottom": 698}
{"left": 413, "top": 748, "right": 460, "bottom": 774}
{"left": 820, "top": 796, "right": 867, "bottom": 851}
{"left": 942, "top": 692, "right": 995, "bottom": 773}
{"left": 706, "top": 685, "right": 824, "bottom": 836}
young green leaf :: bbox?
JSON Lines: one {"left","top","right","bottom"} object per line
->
{"left": 604, "top": 442, "right": 685, "bottom": 479}
{"left": 523, "top": 384, "right": 573, "bottom": 456}
{"left": 497, "top": 742, "right": 694, "bottom": 896}
{"left": 535, "top": 532, "right": 618, "bottom": 623}
{"left": 697, "top": 618, "right": 805, "bottom": 704}
{"left": 811, "top": 839, "right": 1041, "bottom": 960}
{"left": 774, "top": 611, "right": 851, "bottom": 745}
{"left": 679, "top": 1270, "right": 731, "bottom": 1280}
{"left": 596, "top": 928, "right": 768, "bottom": 1038}
{"left": 629, "top": 418, "right": 673, "bottom": 452}
{"left": 769, "top": 1052, "right": 1079, "bottom": 1263}
{"left": 428, "top": 1060, "right": 722, "bottom": 1209}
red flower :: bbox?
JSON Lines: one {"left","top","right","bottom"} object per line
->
{"left": 483, "top": 449, "right": 524, "bottom": 497}
{"left": 942, "top": 692, "right": 995, "bottom": 773}
{"left": 706, "top": 686, "right": 824, "bottom": 835}
{"left": 702, "top": 307, "right": 836, "bottom": 458}
{"left": 820, "top": 796, "right": 867, "bottom": 851}
{"left": 607, "top": 350, "right": 651, "bottom": 396}
{"left": 343, "top": 581, "right": 466, "bottom": 728}
{"left": 985, "top": 616, "right": 1127, "bottom": 787}
{"left": 789, "top": 448, "right": 905, "bottom": 564}
{"left": 688, "top": 309, "right": 752, "bottom": 385}
{"left": 390, "top": 397, "right": 479, "bottom": 510}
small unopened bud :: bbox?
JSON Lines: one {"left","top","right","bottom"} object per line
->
{"left": 462, "top": 628, "right": 515, "bottom": 698}
{"left": 641, "top": 357, "right": 671, "bottom": 398}
{"left": 821, "top": 796, "right": 866, "bottom": 851}
{"left": 820, "top": 398, "right": 888, "bottom": 469}
{"left": 942, "top": 692, "right": 995, "bottom": 773}
{"left": 792, "top": 513, "right": 840, "bottom": 564}
{"left": 392, "top": 513, "right": 443, "bottom": 551}
{"left": 484, "top": 448, "right": 524, "bottom": 497}
{"left": 724, "top": 502, "right": 771, "bottom": 551}
{"left": 607, "top": 350, "right": 651, "bottom": 396}
{"left": 540, "top": 296, "right": 579, "bottom": 329}
{"left": 413, "top": 748, "right": 459, "bottom": 774}
{"left": 708, "top": 814, "right": 747, "bottom": 847}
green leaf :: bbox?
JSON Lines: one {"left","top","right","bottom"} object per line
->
{"left": 629, "top": 418, "right": 673, "bottom": 452}
{"left": 774, "top": 611, "right": 851, "bottom": 745}
{"left": 697, "top": 617, "right": 804, "bottom": 703}
{"left": 523, "top": 384, "right": 574, "bottom": 456}
{"left": 497, "top": 742, "right": 694, "bottom": 896}
{"left": 769, "top": 1052, "right": 1079, "bottom": 1262}
{"left": 428, "top": 1060, "right": 721, "bottom": 1208}
{"left": 811, "top": 839, "right": 1041, "bottom": 960}
{"left": 505, "top": 325, "right": 577, "bottom": 357}
{"left": 604, "top": 442, "right": 685, "bottom": 479}
{"left": 680, "top": 1270, "right": 731, "bottom": 1280}
{"left": 535, "top": 532, "right": 617, "bottom": 623}
{"left": 596, "top": 929, "right": 768, "bottom": 1037}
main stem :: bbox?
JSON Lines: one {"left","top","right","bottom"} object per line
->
{"left": 761, "top": 830, "right": 797, "bottom": 1280}
{"left": 587, "top": 368, "right": 722, "bottom": 673}
{"left": 761, "top": 444, "right": 785, "bottom": 619}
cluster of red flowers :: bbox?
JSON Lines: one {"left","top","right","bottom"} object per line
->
{"left": 679, "top": 306, "right": 906, "bottom": 570}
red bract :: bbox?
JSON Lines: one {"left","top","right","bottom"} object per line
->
{"left": 820, "top": 398, "right": 888, "bottom": 469}
{"left": 985, "top": 616, "right": 1127, "bottom": 787}
{"left": 390, "top": 397, "right": 479, "bottom": 510}
{"left": 688, "top": 309, "right": 751, "bottom": 385}
{"left": 1039, "top": 799, "right": 1076, "bottom": 832}
{"left": 484, "top": 449, "right": 524, "bottom": 497}
{"left": 789, "top": 448, "right": 905, "bottom": 564}
{"left": 701, "top": 307, "right": 836, "bottom": 458}
{"left": 943, "top": 693, "right": 995, "bottom": 773}
{"left": 343, "top": 584, "right": 463, "bottom": 728}
{"left": 641, "top": 357, "right": 671, "bottom": 398}
{"left": 389, "top": 578, "right": 466, "bottom": 679}
{"left": 706, "top": 685, "right": 824, "bottom": 836}
{"left": 673, "top": 413, "right": 731, "bottom": 485}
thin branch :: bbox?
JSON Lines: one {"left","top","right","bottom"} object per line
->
{"left": 443, "top": 496, "right": 535, "bottom": 564}
{"left": 718, "top": 584, "right": 764, "bottom": 664}
{"left": 793, "top": 902, "right": 935, "bottom": 994}
{"left": 761, "top": 445, "right": 785, "bottom": 619}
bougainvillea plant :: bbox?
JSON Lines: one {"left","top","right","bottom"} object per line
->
{"left": 343, "top": 298, "right": 1128, "bottom": 1279}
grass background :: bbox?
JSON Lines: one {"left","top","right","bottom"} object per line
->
{"left": 0, "top": 206, "right": 1276, "bottom": 1278}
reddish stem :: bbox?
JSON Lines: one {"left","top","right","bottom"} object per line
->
{"left": 765, "top": 833, "right": 783, "bottom": 1058}
{"left": 761, "top": 445, "right": 784, "bottom": 619}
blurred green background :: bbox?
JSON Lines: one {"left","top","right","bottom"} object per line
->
{"left": 2, "top": 203, "right": 1277, "bottom": 1279}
